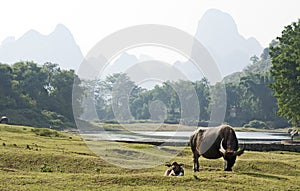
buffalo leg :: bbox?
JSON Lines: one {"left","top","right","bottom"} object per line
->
{"left": 193, "top": 153, "right": 200, "bottom": 172}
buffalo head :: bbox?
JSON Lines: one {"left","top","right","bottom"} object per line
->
{"left": 219, "top": 138, "right": 245, "bottom": 171}
{"left": 164, "top": 162, "right": 184, "bottom": 176}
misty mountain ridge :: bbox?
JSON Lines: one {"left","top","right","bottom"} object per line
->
{"left": 193, "top": 9, "right": 263, "bottom": 76}
{"left": 108, "top": 9, "right": 263, "bottom": 84}
{"left": 0, "top": 24, "right": 83, "bottom": 70}
{"left": 0, "top": 9, "right": 263, "bottom": 80}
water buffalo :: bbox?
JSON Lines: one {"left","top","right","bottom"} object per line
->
{"left": 190, "top": 125, "right": 245, "bottom": 171}
{"left": 0, "top": 116, "right": 8, "bottom": 124}
{"left": 164, "top": 162, "right": 184, "bottom": 176}
{"left": 289, "top": 129, "right": 299, "bottom": 141}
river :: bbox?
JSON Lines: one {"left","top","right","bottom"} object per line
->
{"left": 82, "top": 130, "right": 291, "bottom": 144}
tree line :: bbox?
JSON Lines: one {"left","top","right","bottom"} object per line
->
{"left": 0, "top": 57, "right": 291, "bottom": 129}
{"left": 81, "top": 56, "right": 287, "bottom": 128}
{"left": 0, "top": 54, "right": 290, "bottom": 129}
{"left": 0, "top": 49, "right": 291, "bottom": 129}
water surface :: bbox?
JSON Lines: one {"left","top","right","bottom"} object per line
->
{"left": 83, "top": 130, "right": 291, "bottom": 143}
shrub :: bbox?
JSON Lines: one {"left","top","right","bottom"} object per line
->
{"left": 31, "top": 128, "right": 60, "bottom": 137}
{"left": 243, "top": 120, "right": 268, "bottom": 129}
{"left": 41, "top": 110, "right": 65, "bottom": 130}
{"left": 198, "top": 121, "right": 209, "bottom": 127}
{"left": 40, "top": 164, "right": 53, "bottom": 172}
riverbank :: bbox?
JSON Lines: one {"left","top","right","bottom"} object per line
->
{"left": 113, "top": 140, "right": 300, "bottom": 152}
{"left": 80, "top": 122, "right": 293, "bottom": 132}
{"left": 240, "top": 142, "right": 300, "bottom": 152}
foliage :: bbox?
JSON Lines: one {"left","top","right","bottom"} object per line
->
{"left": 243, "top": 120, "right": 268, "bottom": 129}
{"left": 240, "top": 73, "right": 276, "bottom": 121}
{"left": 31, "top": 128, "right": 61, "bottom": 137}
{"left": 0, "top": 52, "right": 292, "bottom": 129}
{"left": 0, "top": 61, "right": 83, "bottom": 129}
{"left": 40, "top": 164, "right": 53, "bottom": 172}
{"left": 219, "top": 71, "right": 287, "bottom": 127}
{"left": 223, "top": 46, "right": 289, "bottom": 128}
{"left": 244, "top": 54, "right": 272, "bottom": 75}
{"left": 89, "top": 75, "right": 211, "bottom": 125}
{"left": 80, "top": 68, "right": 289, "bottom": 128}
{"left": 270, "top": 19, "right": 300, "bottom": 127}
{"left": 41, "top": 110, "right": 65, "bottom": 130}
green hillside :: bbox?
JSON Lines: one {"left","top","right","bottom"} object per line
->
{"left": 0, "top": 124, "right": 299, "bottom": 190}
{"left": 223, "top": 55, "right": 272, "bottom": 84}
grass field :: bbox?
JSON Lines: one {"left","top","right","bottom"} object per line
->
{"left": 0, "top": 124, "right": 299, "bottom": 190}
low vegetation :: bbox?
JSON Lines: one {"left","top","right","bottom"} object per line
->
{"left": 0, "top": 124, "right": 299, "bottom": 190}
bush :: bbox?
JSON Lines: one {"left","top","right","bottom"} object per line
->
{"left": 163, "top": 119, "right": 179, "bottom": 124}
{"left": 102, "top": 120, "right": 119, "bottom": 124}
{"left": 198, "top": 121, "right": 209, "bottom": 127}
{"left": 31, "top": 128, "right": 60, "bottom": 137}
{"left": 266, "top": 119, "right": 290, "bottom": 129}
{"left": 41, "top": 110, "right": 65, "bottom": 130}
{"left": 3, "top": 109, "right": 48, "bottom": 127}
{"left": 243, "top": 120, "right": 268, "bottom": 129}
{"left": 40, "top": 164, "right": 53, "bottom": 172}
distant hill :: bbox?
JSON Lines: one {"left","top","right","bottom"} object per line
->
{"left": 223, "top": 48, "right": 272, "bottom": 84}
{"left": 102, "top": 53, "right": 139, "bottom": 77}
{"left": 0, "top": 24, "right": 83, "bottom": 70}
{"left": 85, "top": 9, "right": 264, "bottom": 82}
{"left": 173, "top": 60, "right": 205, "bottom": 82}
{"left": 193, "top": 9, "right": 263, "bottom": 77}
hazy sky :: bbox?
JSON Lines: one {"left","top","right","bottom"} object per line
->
{"left": 1, "top": 0, "right": 300, "bottom": 55}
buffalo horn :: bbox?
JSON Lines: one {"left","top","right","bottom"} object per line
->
{"left": 219, "top": 139, "right": 226, "bottom": 155}
{"left": 233, "top": 144, "right": 245, "bottom": 156}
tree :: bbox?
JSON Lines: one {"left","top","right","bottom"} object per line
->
{"left": 49, "top": 69, "right": 79, "bottom": 123}
{"left": 130, "top": 90, "right": 152, "bottom": 120}
{"left": 250, "top": 55, "right": 259, "bottom": 64}
{"left": 225, "top": 82, "right": 243, "bottom": 126}
{"left": 11, "top": 62, "right": 48, "bottom": 109}
{"left": 239, "top": 73, "right": 277, "bottom": 122}
{"left": 0, "top": 64, "right": 15, "bottom": 110}
{"left": 193, "top": 78, "right": 210, "bottom": 121}
{"left": 94, "top": 73, "right": 138, "bottom": 121}
{"left": 172, "top": 80, "right": 199, "bottom": 123}
{"left": 152, "top": 82, "right": 180, "bottom": 120}
{"left": 209, "top": 82, "right": 226, "bottom": 126}
{"left": 260, "top": 47, "right": 270, "bottom": 61}
{"left": 270, "top": 19, "right": 300, "bottom": 127}
{"left": 0, "top": 64, "right": 13, "bottom": 95}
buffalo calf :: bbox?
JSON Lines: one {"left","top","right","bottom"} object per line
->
{"left": 164, "top": 162, "right": 184, "bottom": 176}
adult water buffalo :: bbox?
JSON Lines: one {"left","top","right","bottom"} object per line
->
{"left": 190, "top": 125, "right": 245, "bottom": 171}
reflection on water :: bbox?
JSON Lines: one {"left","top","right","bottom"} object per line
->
{"left": 82, "top": 130, "right": 291, "bottom": 144}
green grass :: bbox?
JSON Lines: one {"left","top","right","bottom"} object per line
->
{"left": 0, "top": 124, "right": 299, "bottom": 190}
